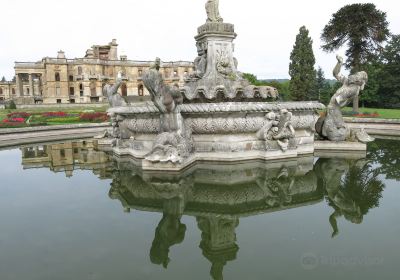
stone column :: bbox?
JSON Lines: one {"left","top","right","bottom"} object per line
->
{"left": 16, "top": 74, "right": 23, "bottom": 96}
{"left": 28, "top": 74, "right": 33, "bottom": 96}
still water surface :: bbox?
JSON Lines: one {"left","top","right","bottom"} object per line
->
{"left": 0, "top": 139, "right": 399, "bottom": 280}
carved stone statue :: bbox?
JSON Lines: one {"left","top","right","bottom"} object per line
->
{"left": 317, "top": 55, "right": 374, "bottom": 143}
{"left": 271, "top": 109, "right": 296, "bottom": 151}
{"left": 256, "top": 109, "right": 295, "bottom": 151}
{"left": 331, "top": 55, "right": 368, "bottom": 108}
{"left": 189, "top": 41, "right": 208, "bottom": 80}
{"left": 143, "top": 58, "right": 193, "bottom": 163}
{"left": 102, "top": 71, "right": 127, "bottom": 107}
{"left": 205, "top": 0, "right": 223, "bottom": 23}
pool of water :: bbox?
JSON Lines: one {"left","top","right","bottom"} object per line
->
{"left": 0, "top": 139, "right": 399, "bottom": 280}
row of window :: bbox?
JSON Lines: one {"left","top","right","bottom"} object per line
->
{"left": 54, "top": 68, "right": 189, "bottom": 82}
{"left": 66, "top": 84, "right": 144, "bottom": 96}
{"left": 0, "top": 88, "right": 16, "bottom": 95}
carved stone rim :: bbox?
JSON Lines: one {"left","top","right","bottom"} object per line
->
{"left": 108, "top": 102, "right": 325, "bottom": 115}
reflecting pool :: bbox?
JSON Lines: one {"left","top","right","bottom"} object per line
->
{"left": 0, "top": 139, "right": 399, "bottom": 280}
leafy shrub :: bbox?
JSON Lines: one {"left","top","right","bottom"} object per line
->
{"left": 5, "top": 100, "right": 16, "bottom": 109}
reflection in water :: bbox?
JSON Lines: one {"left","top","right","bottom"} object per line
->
{"left": 21, "top": 141, "right": 111, "bottom": 178}
{"left": 315, "top": 158, "right": 385, "bottom": 238}
{"left": 19, "top": 139, "right": 391, "bottom": 280}
{"left": 150, "top": 197, "right": 187, "bottom": 268}
{"left": 107, "top": 158, "right": 321, "bottom": 280}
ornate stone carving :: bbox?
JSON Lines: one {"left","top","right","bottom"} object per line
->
{"left": 189, "top": 41, "right": 208, "bottom": 80}
{"left": 102, "top": 71, "right": 127, "bottom": 107}
{"left": 205, "top": 0, "right": 223, "bottom": 23}
{"left": 121, "top": 117, "right": 160, "bottom": 134}
{"left": 317, "top": 55, "right": 374, "bottom": 143}
{"left": 216, "top": 50, "right": 234, "bottom": 78}
{"left": 143, "top": 58, "right": 193, "bottom": 163}
{"left": 256, "top": 109, "right": 296, "bottom": 151}
{"left": 256, "top": 112, "right": 278, "bottom": 139}
{"left": 109, "top": 102, "right": 325, "bottom": 115}
{"left": 180, "top": 1, "right": 281, "bottom": 103}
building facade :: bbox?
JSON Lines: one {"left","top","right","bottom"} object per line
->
{"left": 1, "top": 39, "right": 194, "bottom": 104}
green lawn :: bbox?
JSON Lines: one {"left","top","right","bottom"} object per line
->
{"left": 341, "top": 107, "right": 400, "bottom": 119}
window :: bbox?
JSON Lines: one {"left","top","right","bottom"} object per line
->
{"left": 0, "top": 88, "right": 3, "bottom": 95}
{"left": 57, "top": 99, "right": 62, "bottom": 104}
{"left": 70, "top": 99, "right": 75, "bottom": 103}
{"left": 173, "top": 69, "right": 178, "bottom": 77}
{"left": 69, "top": 75, "right": 74, "bottom": 82}
{"left": 79, "top": 83, "right": 83, "bottom": 96}
{"left": 78, "top": 66, "right": 82, "bottom": 75}
{"left": 138, "top": 84, "right": 144, "bottom": 96}
{"left": 138, "top": 69, "right": 142, "bottom": 77}
{"left": 60, "top": 149, "right": 65, "bottom": 158}
{"left": 26, "top": 88, "right": 30, "bottom": 95}
{"left": 0, "top": 97, "right": 4, "bottom": 101}
{"left": 12, "top": 88, "right": 15, "bottom": 95}
{"left": 55, "top": 72, "right": 60, "bottom": 81}
{"left": 90, "top": 82, "right": 96, "bottom": 96}
{"left": 121, "top": 83, "right": 127, "bottom": 96}
{"left": 69, "top": 87, "right": 75, "bottom": 96}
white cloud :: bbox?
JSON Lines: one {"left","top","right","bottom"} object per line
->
{"left": 0, "top": 0, "right": 399, "bottom": 80}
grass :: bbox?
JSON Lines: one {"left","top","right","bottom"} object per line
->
{"left": 341, "top": 107, "right": 400, "bottom": 119}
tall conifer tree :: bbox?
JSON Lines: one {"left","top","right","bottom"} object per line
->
{"left": 289, "top": 26, "right": 317, "bottom": 101}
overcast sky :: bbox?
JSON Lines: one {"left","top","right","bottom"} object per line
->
{"left": 1, "top": 0, "right": 399, "bottom": 80}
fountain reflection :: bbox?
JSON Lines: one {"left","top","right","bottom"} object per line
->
{"left": 19, "top": 139, "right": 387, "bottom": 280}
{"left": 107, "top": 157, "right": 321, "bottom": 280}
{"left": 315, "top": 157, "right": 385, "bottom": 238}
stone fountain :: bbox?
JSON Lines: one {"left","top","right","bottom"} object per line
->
{"left": 98, "top": 0, "right": 325, "bottom": 171}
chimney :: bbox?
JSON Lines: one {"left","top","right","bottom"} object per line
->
{"left": 57, "top": 50, "right": 66, "bottom": 59}
{"left": 109, "top": 39, "right": 118, "bottom": 60}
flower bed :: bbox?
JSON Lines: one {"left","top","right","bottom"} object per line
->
{"left": 7, "top": 112, "right": 31, "bottom": 119}
{"left": 0, "top": 111, "right": 109, "bottom": 128}
{"left": 342, "top": 110, "right": 380, "bottom": 118}
{"left": 79, "top": 112, "right": 108, "bottom": 122}
{"left": 42, "top": 112, "right": 68, "bottom": 118}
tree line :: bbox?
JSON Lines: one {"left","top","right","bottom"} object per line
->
{"left": 244, "top": 3, "right": 399, "bottom": 111}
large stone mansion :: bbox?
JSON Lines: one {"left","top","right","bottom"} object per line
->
{"left": 0, "top": 39, "right": 194, "bottom": 104}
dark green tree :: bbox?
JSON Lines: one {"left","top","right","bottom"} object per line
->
{"left": 359, "top": 61, "right": 381, "bottom": 107}
{"left": 242, "top": 73, "right": 260, "bottom": 86}
{"left": 316, "top": 67, "right": 332, "bottom": 105}
{"left": 377, "top": 35, "right": 400, "bottom": 108}
{"left": 289, "top": 26, "right": 317, "bottom": 101}
{"left": 268, "top": 80, "right": 291, "bottom": 101}
{"left": 321, "top": 3, "right": 390, "bottom": 111}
